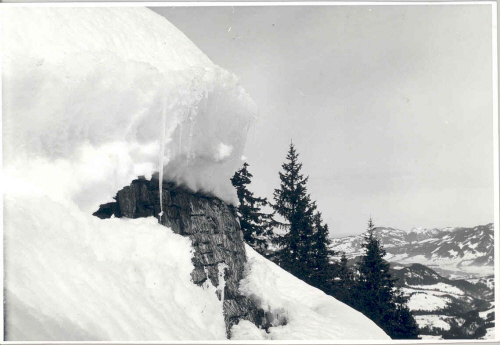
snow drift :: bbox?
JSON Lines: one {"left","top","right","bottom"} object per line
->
{"left": 2, "top": 6, "right": 256, "bottom": 210}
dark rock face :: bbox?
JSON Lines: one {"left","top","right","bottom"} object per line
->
{"left": 94, "top": 177, "right": 263, "bottom": 337}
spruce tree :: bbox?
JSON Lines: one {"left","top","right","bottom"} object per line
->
{"left": 386, "top": 291, "right": 420, "bottom": 339}
{"left": 338, "top": 252, "right": 353, "bottom": 283}
{"left": 308, "top": 211, "right": 336, "bottom": 287}
{"left": 355, "top": 217, "right": 395, "bottom": 322}
{"left": 354, "top": 217, "right": 419, "bottom": 339}
{"left": 231, "top": 162, "right": 273, "bottom": 254}
{"left": 330, "top": 252, "right": 354, "bottom": 304}
{"left": 272, "top": 143, "right": 317, "bottom": 280}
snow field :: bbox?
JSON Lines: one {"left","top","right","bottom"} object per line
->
{"left": 231, "top": 246, "right": 390, "bottom": 340}
{"left": 479, "top": 302, "right": 495, "bottom": 319}
{"left": 4, "top": 194, "right": 226, "bottom": 340}
{"left": 408, "top": 282, "right": 464, "bottom": 296}
{"left": 414, "top": 315, "right": 451, "bottom": 331}
{"left": 406, "top": 293, "right": 449, "bottom": 311}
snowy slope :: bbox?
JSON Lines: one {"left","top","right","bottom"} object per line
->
{"left": 405, "top": 291, "right": 451, "bottom": 311}
{"left": 232, "top": 246, "right": 390, "bottom": 340}
{"left": 4, "top": 195, "right": 227, "bottom": 340}
{"left": 4, "top": 194, "right": 390, "bottom": 341}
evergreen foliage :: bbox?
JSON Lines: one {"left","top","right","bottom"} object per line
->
{"left": 328, "top": 252, "right": 355, "bottom": 305}
{"left": 230, "top": 162, "right": 273, "bottom": 254}
{"left": 354, "top": 218, "right": 396, "bottom": 317}
{"left": 272, "top": 142, "right": 334, "bottom": 285}
{"left": 386, "top": 290, "right": 420, "bottom": 339}
{"left": 441, "top": 311, "right": 489, "bottom": 339}
{"left": 353, "top": 218, "right": 420, "bottom": 339}
{"left": 272, "top": 143, "right": 318, "bottom": 279}
{"left": 338, "top": 252, "right": 353, "bottom": 284}
{"left": 232, "top": 144, "right": 422, "bottom": 340}
{"left": 308, "top": 211, "right": 336, "bottom": 287}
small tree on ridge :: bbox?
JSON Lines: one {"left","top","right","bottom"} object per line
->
{"left": 231, "top": 162, "right": 273, "bottom": 254}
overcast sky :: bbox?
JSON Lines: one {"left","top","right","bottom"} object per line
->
{"left": 153, "top": 4, "right": 495, "bottom": 237}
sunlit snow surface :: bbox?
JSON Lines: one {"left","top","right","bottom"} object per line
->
{"left": 414, "top": 315, "right": 451, "bottom": 331}
{"left": 406, "top": 293, "right": 449, "bottom": 311}
{"left": 232, "top": 246, "right": 390, "bottom": 340}
{"left": 3, "top": 7, "right": 256, "bottom": 210}
{"left": 4, "top": 195, "right": 226, "bottom": 340}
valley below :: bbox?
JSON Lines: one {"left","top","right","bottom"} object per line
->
{"left": 330, "top": 223, "right": 496, "bottom": 339}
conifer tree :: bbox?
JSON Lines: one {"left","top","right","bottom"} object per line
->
{"left": 272, "top": 143, "right": 317, "bottom": 280}
{"left": 231, "top": 162, "right": 273, "bottom": 253}
{"left": 354, "top": 217, "right": 419, "bottom": 339}
{"left": 338, "top": 252, "right": 353, "bottom": 283}
{"left": 308, "top": 211, "right": 336, "bottom": 286}
{"left": 386, "top": 291, "right": 420, "bottom": 339}
{"left": 330, "top": 252, "right": 354, "bottom": 304}
{"left": 355, "top": 218, "right": 395, "bottom": 320}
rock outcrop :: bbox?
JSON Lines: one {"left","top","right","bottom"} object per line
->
{"left": 93, "top": 177, "right": 263, "bottom": 337}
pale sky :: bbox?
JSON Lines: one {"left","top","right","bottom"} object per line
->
{"left": 152, "top": 4, "right": 495, "bottom": 237}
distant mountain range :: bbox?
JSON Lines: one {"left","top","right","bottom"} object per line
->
{"left": 330, "top": 223, "right": 495, "bottom": 339}
{"left": 330, "top": 223, "right": 494, "bottom": 279}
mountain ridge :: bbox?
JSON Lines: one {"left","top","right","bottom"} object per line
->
{"left": 330, "top": 223, "right": 494, "bottom": 279}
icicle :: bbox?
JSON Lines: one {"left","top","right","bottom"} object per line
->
{"left": 203, "top": 90, "right": 209, "bottom": 111}
{"left": 214, "top": 91, "right": 221, "bottom": 113}
{"left": 178, "top": 106, "right": 189, "bottom": 156}
{"left": 158, "top": 97, "right": 167, "bottom": 219}
{"left": 187, "top": 105, "right": 195, "bottom": 164}
{"left": 178, "top": 121, "right": 183, "bottom": 156}
{"left": 217, "top": 263, "right": 228, "bottom": 304}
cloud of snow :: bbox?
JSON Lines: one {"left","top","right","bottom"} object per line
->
{"left": 214, "top": 143, "right": 233, "bottom": 161}
{"left": 2, "top": 7, "right": 256, "bottom": 212}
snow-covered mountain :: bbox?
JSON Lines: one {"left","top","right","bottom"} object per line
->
{"left": 331, "top": 224, "right": 496, "bottom": 339}
{"left": 329, "top": 227, "right": 408, "bottom": 253}
{"left": 388, "top": 224, "right": 494, "bottom": 276}
{"left": 331, "top": 224, "right": 494, "bottom": 278}
{"left": 406, "top": 227, "right": 455, "bottom": 242}
{"left": 3, "top": 6, "right": 390, "bottom": 341}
